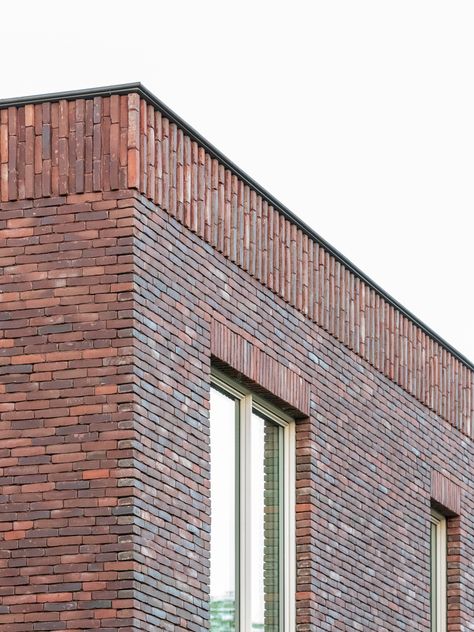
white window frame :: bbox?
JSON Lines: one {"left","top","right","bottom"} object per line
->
{"left": 430, "top": 509, "right": 447, "bottom": 632}
{"left": 211, "top": 368, "right": 296, "bottom": 632}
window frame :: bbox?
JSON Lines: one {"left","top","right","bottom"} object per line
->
{"left": 210, "top": 368, "right": 296, "bottom": 632}
{"left": 430, "top": 508, "right": 447, "bottom": 632}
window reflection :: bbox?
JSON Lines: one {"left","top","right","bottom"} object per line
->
{"left": 250, "top": 411, "right": 282, "bottom": 631}
{"left": 210, "top": 387, "right": 237, "bottom": 631}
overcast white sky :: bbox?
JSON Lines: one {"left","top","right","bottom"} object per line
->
{"left": 2, "top": 1, "right": 473, "bottom": 361}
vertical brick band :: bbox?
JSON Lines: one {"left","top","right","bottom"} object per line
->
{"left": 0, "top": 91, "right": 472, "bottom": 438}
{"left": 0, "top": 96, "right": 130, "bottom": 203}
{"left": 431, "top": 470, "right": 461, "bottom": 515}
{"left": 211, "top": 318, "right": 310, "bottom": 416}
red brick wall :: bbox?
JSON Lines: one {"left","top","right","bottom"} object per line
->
{"left": 0, "top": 192, "right": 137, "bottom": 630}
{"left": 1, "top": 88, "right": 473, "bottom": 630}
{"left": 130, "top": 194, "right": 474, "bottom": 630}
{"left": 1, "top": 92, "right": 472, "bottom": 436}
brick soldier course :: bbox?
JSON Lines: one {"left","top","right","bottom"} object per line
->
{"left": 0, "top": 84, "right": 472, "bottom": 630}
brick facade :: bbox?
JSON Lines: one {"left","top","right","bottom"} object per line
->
{"left": 0, "top": 85, "right": 473, "bottom": 630}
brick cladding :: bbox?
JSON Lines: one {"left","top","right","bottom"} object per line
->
{"left": 1, "top": 92, "right": 472, "bottom": 437}
{"left": 0, "top": 88, "right": 473, "bottom": 630}
{"left": 0, "top": 191, "right": 138, "bottom": 630}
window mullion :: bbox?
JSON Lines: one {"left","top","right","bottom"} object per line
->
{"left": 240, "top": 394, "right": 253, "bottom": 632}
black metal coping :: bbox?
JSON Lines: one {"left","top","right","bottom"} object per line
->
{"left": 1, "top": 82, "right": 472, "bottom": 370}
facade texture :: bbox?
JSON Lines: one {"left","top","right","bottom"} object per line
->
{"left": 0, "top": 85, "right": 473, "bottom": 631}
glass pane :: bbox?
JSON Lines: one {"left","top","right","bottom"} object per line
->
{"left": 210, "top": 387, "right": 238, "bottom": 631}
{"left": 250, "top": 411, "right": 282, "bottom": 631}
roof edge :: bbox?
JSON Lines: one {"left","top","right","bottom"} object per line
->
{"left": 1, "top": 82, "right": 472, "bottom": 370}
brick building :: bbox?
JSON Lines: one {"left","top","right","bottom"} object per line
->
{"left": 0, "top": 83, "right": 472, "bottom": 631}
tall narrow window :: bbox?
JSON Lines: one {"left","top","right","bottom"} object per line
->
{"left": 430, "top": 509, "right": 447, "bottom": 632}
{"left": 209, "top": 371, "right": 295, "bottom": 632}
{"left": 210, "top": 386, "right": 238, "bottom": 630}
